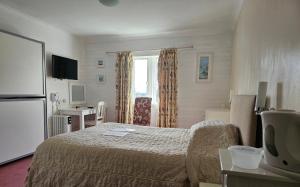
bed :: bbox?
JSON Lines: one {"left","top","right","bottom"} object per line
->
{"left": 25, "top": 95, "right": 256, "bottom": 187}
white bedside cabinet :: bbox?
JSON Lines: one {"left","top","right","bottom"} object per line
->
{"left": 219, "top": 149, "right": 300, "bottom": 187}
{"left": 205, "top": 108, "right": 230, "bottom": 123}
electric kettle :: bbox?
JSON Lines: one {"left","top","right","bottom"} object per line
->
{"left": 261, "top": 111, "right": 300, "bottom": 173}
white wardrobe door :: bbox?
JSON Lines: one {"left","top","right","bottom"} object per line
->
{"left": 0, "top": 100, "right": 45, "bottom": 164}
{"left": 0, "top": 32, "right": 44, "bottom": 96}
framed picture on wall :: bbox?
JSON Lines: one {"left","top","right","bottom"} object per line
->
{"left": 196, "top": 53, "right": 213, "bottom": 82}
{"left": 97, "top": 73, "right": 105, "bottom": 84}
{"left": 97, "top": 60, "right": 104, "bottom": 68}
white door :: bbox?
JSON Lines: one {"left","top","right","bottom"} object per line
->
{"left": 0, "top": 99, "right": 45, "bottom": 164}
{"left": 0, "top": 32, "right": 44, "bottom": 96}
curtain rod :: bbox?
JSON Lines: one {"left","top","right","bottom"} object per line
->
{"left": 105, "top": 45, "right": 194, "bottom": 54}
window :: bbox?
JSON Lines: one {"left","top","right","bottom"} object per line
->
{"left": 132, "top": 55, "right": 159, "bottom": 126}
{"left": 134, "top": 58, "right": 148, "bottom": 96}
{"left": 133, "top": 56, "right": 158, "bottom": 102}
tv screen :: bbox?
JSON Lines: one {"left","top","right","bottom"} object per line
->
{"left": 52, "top": 55, "right": 78, "bottom": 80}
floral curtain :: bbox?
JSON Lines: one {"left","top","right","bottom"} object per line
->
{"left": 158, "top": 48, "right": 178, "bottom": 128}
{"left": 115, "top": 52, "right": 133, "bottom": 124}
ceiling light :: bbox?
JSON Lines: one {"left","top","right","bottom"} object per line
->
{"left": 98, "top": 0, "right": 119, "bottom": 7}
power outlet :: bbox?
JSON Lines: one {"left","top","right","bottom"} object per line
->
{"left": 50, "top": 93, "right": 59, "bottom": 102}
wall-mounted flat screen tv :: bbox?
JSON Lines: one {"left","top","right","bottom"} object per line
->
{"left": 52, "top": 55, "right": 78, "bottom": 80}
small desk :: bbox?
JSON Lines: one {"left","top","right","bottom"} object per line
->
{"left": 219, "top": 149, "right": 300, "bottom": 187}
{"left": 60, "top": 107, "right": 96, "bottom": 130}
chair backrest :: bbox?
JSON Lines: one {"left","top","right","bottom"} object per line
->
{"left": 133, "top": 97, "right": 152, "bottom": 126}
{"left": 96, "top": 101, "right": 105, "bottom": 123}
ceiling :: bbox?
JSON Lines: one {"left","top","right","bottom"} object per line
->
{"left": 0, "top": 0, "right": 243, "bottom": 37}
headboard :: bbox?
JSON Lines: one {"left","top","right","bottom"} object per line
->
{"left": 230, "top": 95, "right": 257, "bottom": 146}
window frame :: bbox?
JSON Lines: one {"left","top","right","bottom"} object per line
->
{"left": 132, "top": 55, "right": 158, "bottom": 98}
{"left": 133, "top": 56, "right": 149, "bottom": 97}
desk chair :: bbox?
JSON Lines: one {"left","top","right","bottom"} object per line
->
{"left": 96, "top": 101, "right": 105, "bottom": 124}
{"left": 85, "top": 101, "right": 105, "bottom": 128}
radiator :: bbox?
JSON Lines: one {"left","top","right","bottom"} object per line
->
{"left": 51, "top": 115, "right": 71, "bottom": 137}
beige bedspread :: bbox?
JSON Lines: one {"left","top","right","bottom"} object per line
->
{"left": 26, "top": 121, "right": 238, "bottom": 187}
{"left": 26, "top": 123, "right": 191, "bottom": 187}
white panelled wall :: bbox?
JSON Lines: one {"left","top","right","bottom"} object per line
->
{"left": 231, "top": 0, "right": 300, "bottom": 111}
{"left": 82, "top": 33, "right": 233, "bottom": 128}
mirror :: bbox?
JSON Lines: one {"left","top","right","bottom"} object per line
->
{"left": 69, "top": 83, "right": 86, "bottom": 105}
